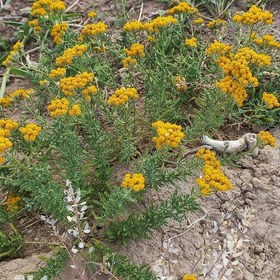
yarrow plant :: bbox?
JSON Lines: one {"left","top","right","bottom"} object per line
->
{"left": 0, "top": 0, "right": 279, "bottom": 279}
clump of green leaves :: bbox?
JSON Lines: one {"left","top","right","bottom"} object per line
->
{"left": 31, "top": 250, "right": 68, "bottom": 280}
{"left": 106, "top": 191, "right": 199, "bottom": 244}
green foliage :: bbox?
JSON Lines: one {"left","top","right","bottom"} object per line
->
{"left": 94, "top": 242, "right": 158, "bottom": 280}
{"left": 0, "top": 158, "right": 68, "bottom": 222}
{"left": 186, "top": 90, "right": 235, "bottom": 139}
{"left": 31, "top": 250, "right": 68, "bottom": 280}
{"left": 105, "top": 191, "right": 199, "bottom": 244}
{"left": 198, "top": 0, "right": 234, "bottom": 18}
{"left": 138, "top": 151, "right": 202, "bottom": 189}
{"left": 0, "top": 223, "right": 24, "bottom": 260}
{"left": 97, "top": 187, "right": 137, "bottom": 220}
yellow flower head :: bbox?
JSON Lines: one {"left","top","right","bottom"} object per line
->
{"left": 87, "top": 11, "right": 97, "bottom": 18}
{"left": 207, "top": 18, "right": 227, "bottom": 29}
{"left": 233, "top": 5, "right": 273, "bottom": 25}
{"left": 143, "top": 16, "right": 177, "bottom": 33}
{"left": 183, "top": 274, "right": 197, "bottom": 280}
{"left": 31, "top": 0, "right": 66, "bottom": 16}
{"left": 6, "top": 194, "right": 21, "bottom": 212}
{"left": 51, "top": 22, "right": 68, "bottom": 45}
{"left": 82, "top": 85, "right": 98, "bottom": 101}
{"left": 107, "top": 87, "right": 139, "bottom": 106}
{"left": 48, "top": 97, "right": 70, "bottom": 117}
{"left": 193, "top": 18, "right": 204, "bottom": 25}
{"left": 68, "top": 104, "right": 82, "bottom": 116}
{"left": 258, "top": 131, "right": 277, "bottom": 147}
{"left": 19, "top": 123, "right": 42, "bottom": 142}
{"left": 262, "top": 92, "right": 280, "bottom": 109}
{"left": 0, "top": 136, "right": 13, "bottom": 153}
{"left": 121, "top": 173, "right": 145, "bottom": 192}
{"left": 0, "top": 119, "right": 19, "bottom": 137}
{"left": 78, "top": 22, "right": 108, "bottom": 41}
{"left": 2, "top": 41, "right": 24, "bottom": 66}
{"left": 49, "top": 67, "right": 66, "bottom": 79}
{"left": 59, "top": 72, "right": 94, "bottom": 95}
{"left": 122, "top": 57, "right": 137, "bottom": 68}
{"left": 123, "top": 21, "right": 144, "bottom": 32}
{"left": 152, "top": 121, "right": 185, "bottom": 149}
{"left": 56, "top": 44, "right": 88, "bottom": 66}
{"left": 125, "top": 43, "right": 145, "bottom": 58}
{"left": 195, "top": 148, "right": 232, "bottom": 195}
{"left": 167, "top": 2, "right": 198, "bottom": 15}
{"left": 185, "top": 37, "right": 197, "bottom": 48}
{"left": 0, "top": 88, "right": 34, "bottom": 107}
{"left": 206, "top": 40, "right": 232, "bottom": 56}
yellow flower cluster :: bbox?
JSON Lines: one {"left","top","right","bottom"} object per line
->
{"left": 193, "top": 17, "right": 204, "bottom": 25}
{"left": 206, "top": 40, "right": 232, "bottom": 56}
{"left": 87, "top": 11, "right": 97, "bottom": 18}
{"left": 121, "top": 173, "right": 145, "bottom": 192}
{"left": 167, "top": 2, "right": 198, "bottom": 15}
{"left": 216, "top": 55, "right": 258, "bottom": 87}
{"left": 107, "top": 87, "right": 139, "bottom": 106}
{"left": 28, "top": 19, "right": 41, "bottom": 32}
{"left": 213, "top": 47, "right": 271, "bottom": 106}
{"left": 257, "top": 131, "right": 276, "bottom": 147}
{"left": 152, "top": 121, "right": 185, "bottom": 149}
{"left": 185, "top": 37, "right": 197, "bottom": 48}
{"left": 254, "top": 34, "right": 280, "bottom": 49}
{"left": 143, "top": 16, "right": 177, "bottom": 33}
{"left": 207, "top": 18, "right": 227, "bottom": 29}
{"left": 0, "top": 88, "right": 34, "bottom": 108}
{"left": 215, "top": 76, "right": 247, "bottom": 107}
{"left": 183, "top": 274, "right": 197, "bottom": 280}
{"left": 48, "top": 97, "right": 70, "bottom": 117}
{"left": 233, "top": 5, "right": 273, "bottom": 25}
{"left": 122, "top": 57, "right": 137, "bottom": 68}
{"left": 123, "top": 43, "right": 145, "bottom": 68}
{"left": 0, "top": 119, "right": 19, "bottom": 137}
{"left": 195, "top": 148, "right": 233, "bottom": 196}
{"left": 78, "top": 22, "right": 108, "bottom": 41}
{"left": 235, "top": 47, "right": 271, "bottom": 67}
{"left": 125, "top": 43, "right": 145, "bottom": 57}
{"left": 0, "top": 136, "right": 13, "bottom": 154}
{"left": 49, "top": 67, "right": 66, "bottom": 79}
{"left": 51, "top": 22, "right": 68, "bottom": 45}
{"left": 173, "top": 76, "right": 188, "bottom": 92}
{"left": 262, "top": 92, "right": 280, "bottom": 108}
{"left": 82, "top": 85, "right": 98, "bottom": 101}
{"left": 123, "top": 21, "right": 144, "bottom": 32}
{"left": 68, "top": 104, "right": 82, "bottom": 116}
{"left": 2, "top": 41, "right": 24, "bottom": 67}
{"left": 19, "top": 123, "right": 42, "bottom": 142}
{"left": 6, "top": 195, "right": 21, "bottom": 212}
{"left": 56, "top": 44, "right": 88, "bottom": 66}
{"left": 39, "top": 80, "right": 49, "bottom": 86}
{"left": 31, "top": 0, "right": 66, "bottom": 17}
{"left": 59, "top": 72, "right": 94, "bottom": 95}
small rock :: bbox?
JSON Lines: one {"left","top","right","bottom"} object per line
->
{"left": 255, "top": 258, "right": 264, "bottom": 272}
{"left": 255, "top": 243, "right": 264, "bottom": 253}
{"left": 244, "top": 191, "right": 255, "bottom": 199}
{"left": 252, "top": 178, "right": 264, "bottom": 189}
{"left": 259, "top": 252, "right": 266, "bottom": 261}
{"left": 245, "top": 198, "right": 253, "bottom": 206}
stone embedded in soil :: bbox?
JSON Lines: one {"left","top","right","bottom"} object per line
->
{"left": 0, "top": 253, "right": 52, "bottom": 280}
